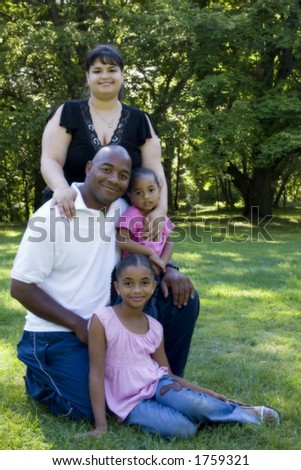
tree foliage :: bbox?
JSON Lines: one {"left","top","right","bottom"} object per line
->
{"left": 190, "top": 0, "right": 301, "bottom": 216}
{"left": 1, "top": 0, "right": 301, "bottom": 221}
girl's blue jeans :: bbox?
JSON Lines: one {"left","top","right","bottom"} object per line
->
{"left": 125, "top": 376, "right": 260, "bottom": 439}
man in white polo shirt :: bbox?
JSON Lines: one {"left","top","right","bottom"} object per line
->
{"left": 11, "top": 145, "right": 199, "bottom": 422}
{"left": 11, "top": 145, "right": 131, "bottom": 420}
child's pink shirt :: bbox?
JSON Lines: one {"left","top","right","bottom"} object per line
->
{"left": 92, "top": 306, "right": 168, "bottom": 421}
{"left": 116, "top": 205, "right": 174, "bottom": 257}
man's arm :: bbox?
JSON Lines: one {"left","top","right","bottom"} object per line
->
{"left": 10, "top": 279, "right": 88, "bottom": 344}
{"left": 159, "top": 236, "right": 174, "bottom": 268}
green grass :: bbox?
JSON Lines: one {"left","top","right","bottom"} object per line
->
{"left": 1, "top": 209, "right": 301, "bottom": 450}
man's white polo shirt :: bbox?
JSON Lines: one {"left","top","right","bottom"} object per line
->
{"left": 11, "top": 183, "right": 128, "bottom": 332}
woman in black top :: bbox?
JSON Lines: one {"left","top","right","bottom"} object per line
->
{"left": 40, "top": 45, "right": 199, "bottom": 379}
{"left": 41, "top": 44, "right": 166, "bottom": 236}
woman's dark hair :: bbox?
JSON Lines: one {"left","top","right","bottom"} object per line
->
{"left": 110, "top": 254, "right": 156, "bottom": 304}
{"left": 128, "top": 167, "right": 160, "bottom": 193}
{"left": 85, "top": 44, "right": 124, "bottom": 71}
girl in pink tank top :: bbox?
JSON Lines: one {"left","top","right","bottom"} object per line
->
{"left": 84, "top": 255, "right": 280, "bottom": 439}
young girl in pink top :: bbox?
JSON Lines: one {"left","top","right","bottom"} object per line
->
{"left": 86, "top": 254, "right": 280, "bottom": 439}
{"left": 116, "top": 167, "right": 175, "bottom": 274}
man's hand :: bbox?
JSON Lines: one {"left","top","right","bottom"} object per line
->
{"left": 160, "top": 268, "right": 195, "bottom": 308}
{"left": 73, "top": 317, "right": 89, "bottom": 345}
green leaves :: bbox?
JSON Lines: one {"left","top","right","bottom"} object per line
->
{"left": 1, "top": 0, "right": 301, "bottom": 219}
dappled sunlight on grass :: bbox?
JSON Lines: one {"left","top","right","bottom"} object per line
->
{"left": 176, "top": 252, "right": 202, "bottom": 262}
{"left": 0, "top": 339, "right": 22, "bottom": 359}
{"left": 1, "top": 215, "right": 301, "bottom": 449}
{"left": 0, "top": 245, "right": 17, "bottom": 262}
{"left": 0, "top": 268, "right": 15, "bottom": 282}
{"left": 0, "top": 228, "right": 24, "bottom": 238}
{"left": 208, "top": 286, "right": 273, "bottom": 299}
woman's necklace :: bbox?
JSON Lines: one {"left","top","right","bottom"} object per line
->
{"left": 90, "top": 100, "right": 119, "bottom": 128}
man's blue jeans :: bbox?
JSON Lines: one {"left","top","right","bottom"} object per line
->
{"left": 125, "top": 376, "right": 260, "bottom": 439}
{"left": 17, "top": 331, "right": 93, "bottom": 421}
{"left": 148, "top": 285, "right": 199, "bottom": 377}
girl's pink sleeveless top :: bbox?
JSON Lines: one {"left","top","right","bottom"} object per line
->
{"left": 93, "top": 306, "right": 168, "bottom": 420}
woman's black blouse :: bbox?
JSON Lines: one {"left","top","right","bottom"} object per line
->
{"left": 46, "top": 99, "right": 159, "bottom": 185}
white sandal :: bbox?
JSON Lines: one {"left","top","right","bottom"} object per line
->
{"left": 242, "top": 405, "right": 280, "bottom": 425}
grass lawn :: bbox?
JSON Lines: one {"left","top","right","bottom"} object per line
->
{"left": 1, "top": 208, "right": 301, "bottom": 450}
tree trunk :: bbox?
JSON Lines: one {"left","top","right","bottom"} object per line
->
{"left": 226, "top": 162, "right": 274, "bottom": 220}
{"left": 243, "top": 167, "right": 274, "bottom": 219}
{"left": 163, "top": 142, "right": 174, "bottom": 211}
{"left": 273, "top": 180, "right": 287, "bottom": 208}
{"left": 218, "top": 175, "right": 235, "bottom": 208}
